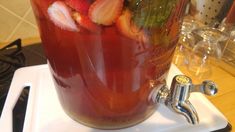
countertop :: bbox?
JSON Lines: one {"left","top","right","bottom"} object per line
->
{"left": 177, "top": 61, "right": 235, "bottom": 131}
{"left": 1, "top": 37, "right": 235, "bottom": 131}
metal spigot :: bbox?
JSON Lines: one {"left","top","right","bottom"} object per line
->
{"left": 154, "top": 75, "right": 218, "bottom": 124}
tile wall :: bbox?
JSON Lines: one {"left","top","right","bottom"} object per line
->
{"left": 0, "top": 0, "right": 39, "bottom": 43}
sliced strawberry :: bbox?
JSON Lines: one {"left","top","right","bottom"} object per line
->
{"left": 89, "top": 0, "right": 124, "bottom": 25}
{"left": 72, "top": 12, "right": 100, "bottom": 33}
{"left": 116, "top": 10, "right": 147, "bottom": 43}
{"left": 47, "top": 1, "right": 78, "bottom": 31}
{"left": 65, "top": 0, "right": 91, "bottom": 14}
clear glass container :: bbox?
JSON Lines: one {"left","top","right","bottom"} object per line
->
{"left": 30, "top": 0, "right": 188, "bottom": 129}
{"left": 188, "top": 28, "right": 228, "bottom": 79}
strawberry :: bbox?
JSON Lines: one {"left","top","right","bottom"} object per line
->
{"left": 116, "top": 10, "right": 147, "bottom": 43}
{"left": 89, "top": 0, "right": 124, "bottom": 26}
{"left": 72, "top": 12, "right": 100, "bottom": 33}
{"left": 65, "top": 0, "right": 91, "bottom": 14}
{"left": 47, "top": 1, "right": 79, "bottom": 32}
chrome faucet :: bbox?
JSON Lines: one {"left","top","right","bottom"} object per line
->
{"left": 154, "top": 75, "right": 218, "bottom": 124}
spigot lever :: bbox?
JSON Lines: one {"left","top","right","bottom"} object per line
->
{"left": 192, "top": 81, "right": 218, "bottom": 95}
{"left": 155, "top": 75, "right": 218, "bottom": 124}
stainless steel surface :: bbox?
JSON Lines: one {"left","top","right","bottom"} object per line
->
{"left": 192, "top": 81, "right": 218, "bottom": 95}
{"left": 154, "top": 75, "right": 218, "bottom": 124}
{"left": 189, "top": 0, "right": 234, "bottom": 27}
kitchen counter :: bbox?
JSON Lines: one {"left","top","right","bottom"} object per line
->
{"left": 1, "top": 38, "right": 235, "bottom": 131}
{"left": 176, "top": 61, "right": 235, "bottom": 131}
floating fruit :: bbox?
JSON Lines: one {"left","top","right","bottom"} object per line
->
{"left": 72, "top": 12, "right": 100, "bottom": 33}
{"left": 89, "top": 0, "right": 124, "bottom": 25}
{"left": 47, "top": 1, "right": 78, "bottom": 31}
{"left": 65, "top": 0, "right": 91, "bottom": 14}
{"left": 116, "top": 10, "right": 147, "bottom": 43}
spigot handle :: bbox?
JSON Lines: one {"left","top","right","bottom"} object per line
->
{"left": 170, "top": 75, "right": 218, "bottom": 98}
{"left": 155, "top": 75, "right": 218, "bottom": 125}
{"left": 192, "top": 81, "right": 218, "bottom": 95}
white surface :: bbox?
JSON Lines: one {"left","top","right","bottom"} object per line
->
{"left": 0, "top": 64, "right": 228, "bottom": 132}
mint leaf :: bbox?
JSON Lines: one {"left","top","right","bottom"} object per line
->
{"left": 128, "top": 0, "right": 177, "bottom": 28}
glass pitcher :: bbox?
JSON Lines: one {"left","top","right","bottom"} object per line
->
{"left": 30, "top": 0, "right": 217, "bottom": 129}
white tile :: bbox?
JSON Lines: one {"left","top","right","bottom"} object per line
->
{"left": 0, "top": 0, "right": 31, "bottom": 17}
{"left": 0, "top": 8, "right": 21, "bottom": 42}
{"left": 8, "top": 21, "right": 39, "bottom": 42}
{"left": 25, "top": 8, "right": 37, "bottom": 26}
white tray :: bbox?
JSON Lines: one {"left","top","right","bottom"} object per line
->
{"left": 0, "top": 64, "right": 228, "bottom": 132}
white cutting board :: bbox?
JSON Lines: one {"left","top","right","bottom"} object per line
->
{"left": 0, "top": 64, "right": 228, "bottom": 132}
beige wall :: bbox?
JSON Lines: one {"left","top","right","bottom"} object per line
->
{"left": 0, "top": 0, "right": 39, "bottom": 43}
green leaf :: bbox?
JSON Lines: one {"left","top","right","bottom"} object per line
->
{"left": 128, "top": 0, "right": 177, "bottom": 28}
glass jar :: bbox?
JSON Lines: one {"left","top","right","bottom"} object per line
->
{"left": 30, "top": 0, "right": 188, "bottom": 129}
